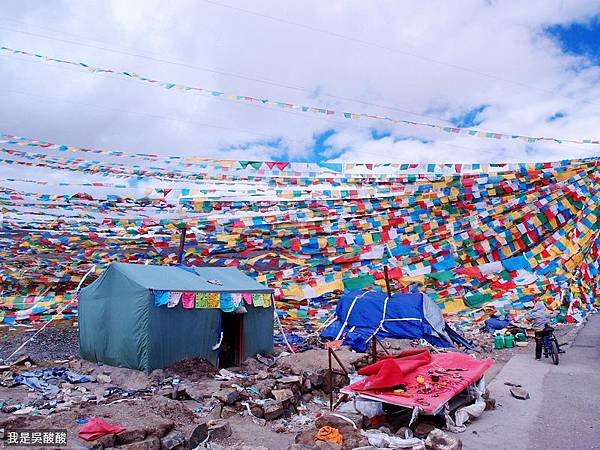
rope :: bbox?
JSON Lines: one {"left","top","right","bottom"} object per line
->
{"left": 274, "top": 304, "right": 296, "bottom": 353}
{"left": 3, "top": 264, "right": 96, "bottom": 364}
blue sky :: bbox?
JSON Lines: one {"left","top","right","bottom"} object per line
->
{"left": 546, "top": 17, "right": 600, "bottom": 65}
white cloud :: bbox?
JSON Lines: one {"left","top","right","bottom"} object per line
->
{"left": 0, "top": 0, "right": 598, "bottom": 169}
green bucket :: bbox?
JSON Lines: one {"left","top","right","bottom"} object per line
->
{"left": 494, "top": 334, "right": 504, "bottom": 349}
{"left": 504, "top": 334, "right": 515, "bottom": 348}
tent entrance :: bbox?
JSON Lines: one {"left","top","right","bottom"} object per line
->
{"left": 219, "top": 312, "right": 244, "bottom": 368}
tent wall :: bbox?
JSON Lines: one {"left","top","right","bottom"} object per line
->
{"left": 243, "top": 304, "right": 274, "bottom": 357}
{"left": 79, "top": 267, "right": 150, "bottom": 371}
{"left": 146, "top": 305, "right": 221, "bottom": 372}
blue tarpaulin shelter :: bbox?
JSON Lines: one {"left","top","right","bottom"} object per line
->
{"left": 321, "top": 290, "right": 470, "bottom": 352}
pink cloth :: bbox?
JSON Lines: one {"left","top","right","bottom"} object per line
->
{"left": 182, "top": 292, "right": 196, "bottom": 309}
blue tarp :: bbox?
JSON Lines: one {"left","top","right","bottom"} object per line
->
{"left": 321, "top": 290, "right": 456, "bottom": 352}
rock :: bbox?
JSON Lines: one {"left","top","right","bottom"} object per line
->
{"left": 287, "top": 444, "right": 313, "bottom": 450}
{"left": 96, "top": 374, "right": 111, "bottom": 384}
{"left": 262, "top": 400, "right": 284, "bottom": 421}
{"left": 256, "top": 370, "right": 269, "bottom": 380}
{"left": 160, "top": 430, "right": 185, "bottom": 450}
{"left": 251, "top": 405, "right": 264, "bottom": 418}
{"left": 414, "top": 422, "right": 436, "bottom": 438}
{"left": 188, "top": 423, "right": 209, "bottom": 449}
{"left": 91, "top": 433, "right": 115, "bottom": 449}
{"left": 272, "top": 389, "right": 294, "bottom": 402}
{"left": 352, "top": 447, "right": 378, "bottom": 450}
{"left": 395, "top": 427, "right": 413, "bottom": 438}
{"left": 301, "top": 393, "right": 313, "bottom": 404}
{"left": 485, "top": 397, "right": 496, "bottom": 410}
{"left": 116, "top": 429, "right": 147, "bottom": 445}
{"left": 510, "top": 387, "right": 530, "bottom": 400}
{"left": 240, "top": 446, "right": 270, "bottom": 450}
{"left": 220, "top": 406, "right": 238, "bottom": 419}
{"left": 69, "top": 360, "right": 83, "bottom": 371}
{"left": 316, "top": 413, "right": 364, "bottom": 430}
{"left": 14, "top": 355, "right": 34, "bottom": 366}
{"left": 207, "top": 419, "right": 232, "bottom": 440}
{"left": 425, "top": 428, "right": 462, "bottom": 450}
{"left": 143, "top": 419, "right": 174, "bottom": 438}
{"left": 314, "top": 441, "right": 342, "bottom": 450}
{"left": 278, "top": 375, "right": 301, "bottom": 384}
{"left": 213, "top": 388, "right": 240, "bottom": 405}
{"left": 273, "top": 424, "right": 286, "bottom": 433}
{"left": 116, "top": 436, "right": 161, "bottom": 450}
{"left": 307, "top": 372, "right": 324, "bottom": 388}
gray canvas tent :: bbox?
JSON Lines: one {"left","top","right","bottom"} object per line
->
{"left": 78, "top": 263, "right": 274, "bottom": 372}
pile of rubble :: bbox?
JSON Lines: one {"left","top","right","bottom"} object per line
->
{"left": 0, "top": 346, "right": 495, "bottom": 449}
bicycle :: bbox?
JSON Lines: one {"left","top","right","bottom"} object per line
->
{"left": 542, "top": 326, "right": 562, "bottom": 365}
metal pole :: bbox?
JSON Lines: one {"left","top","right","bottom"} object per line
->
{"left": 328, "top": 348, "right": 333, "bottom": 411}
{"left": 177, "top": 227, "right": 187, "bottom": 265}
{"left": 371, "top": 338, "right": 377, "bottom": 364}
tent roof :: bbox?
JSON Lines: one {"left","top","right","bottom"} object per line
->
{"left": 111, "top": 263, "right": 273, "bottom": 293}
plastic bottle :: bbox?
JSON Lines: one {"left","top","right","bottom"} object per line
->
{"left": 504, "top": 333, "right": 515, "bottom": 348}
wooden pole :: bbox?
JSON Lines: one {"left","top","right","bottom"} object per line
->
{"left": 383, "top": 265, "right": 392, "bottom": 297}
{"left": 177, "top": 227, "right": 187, "bottom": 265}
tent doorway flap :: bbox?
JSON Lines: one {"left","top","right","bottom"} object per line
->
{"left": 220, "top": 312, "right": 244, "bottom": 368}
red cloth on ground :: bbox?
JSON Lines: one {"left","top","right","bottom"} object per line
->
{"left": 354, "top": 348, "right": 432, "bottom": 391}
{"left": 79, "top": 418, "right": 126, "bottom": 441}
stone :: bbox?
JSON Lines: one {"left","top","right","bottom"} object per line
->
{"left": 278, "top": 375, "right": 301, "bottom": 384}
{"left": 188, "top": 423, "right": 209, "bottom": 449}
{"left": 272, "top": 389, "right": 294, "bottom": 403}
{"left": 510, "top": 387, "right": 530, "bottom": 400}
{"left": 207, "top": 419, "right": 232, "bottom": 440}
{"left": 256, "top": 370, "right": 269, "bottom": 380}
{"left": 213, "top": 388, "right": 240, "bottom": 405}
{"left": 116, "top": 436, "right": 161, "bottom": 450}
{"left": 314, "top": 441, "right": 342, "bottom": 450}
{"left": 287, "top": 444, "right": 312, "bottom": 450}
{"left": 91, "top": 433, "right": 115, "bottom": 449}
{"left": 220, "top": 406, "right": 238, "bottom": 419}
{"left": 307, "top": 372, "right": 324, "bottom": 388}
{"left": 262, "top": 400, "right": 284, "bottom": 421}
{"left": 316, "top": 413, "right": 364, "bottom": 430}
{"left": 301, "top": 393, "right": 313, "bottom": 404}
{"left": 414, "top": 422, "right": 436, "bottom": 438}
{"left": 96, "top": 374, "right": 111, "bottom": 384}
{"left": 144, "top": 419, "right": 174, "bottom": 438}
{"left": 14, "top": 355, "right": 34, "bottom": 366}
{"left": 240, "top": 446, "right": 270, "bottom": 450}
{"left": 116, "top": 429, "right": 147, "bottom": 445}
{"left": 485, "top": 397, "right": 496, "bottom": 410}
{"left": 160, "top": 430, "right": 185, "bottom": 450}
{"left": 425, "top": 428, "right": 462, "bottom": 450}
{"left": 251, "top": 405, "right": 264, "bottom": 418}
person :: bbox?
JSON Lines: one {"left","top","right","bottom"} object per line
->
{"left": 526, "top": 301, "right": 552, "bottom": 360}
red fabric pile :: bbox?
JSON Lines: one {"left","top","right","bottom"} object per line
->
{"left": 79, "top": 418, "right": 126, "bottom": 441}
{"left": 353, "top": 348, "right": 432, "bottom": 391}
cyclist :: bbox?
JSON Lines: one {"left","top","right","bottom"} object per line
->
{"left": 525, "top": 301, "right": 552, "bottom": 361}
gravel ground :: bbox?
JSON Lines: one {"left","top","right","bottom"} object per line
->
{"left": 0, "top": 322, "right": 80, "bottom": 363}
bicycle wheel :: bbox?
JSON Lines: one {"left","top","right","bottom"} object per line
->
{"left": 550, "top": 339, "right": 559, "bottom": 365}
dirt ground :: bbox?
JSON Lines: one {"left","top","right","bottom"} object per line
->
{"left": 0, "top": 320, "right": 586, "bottom": 450}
